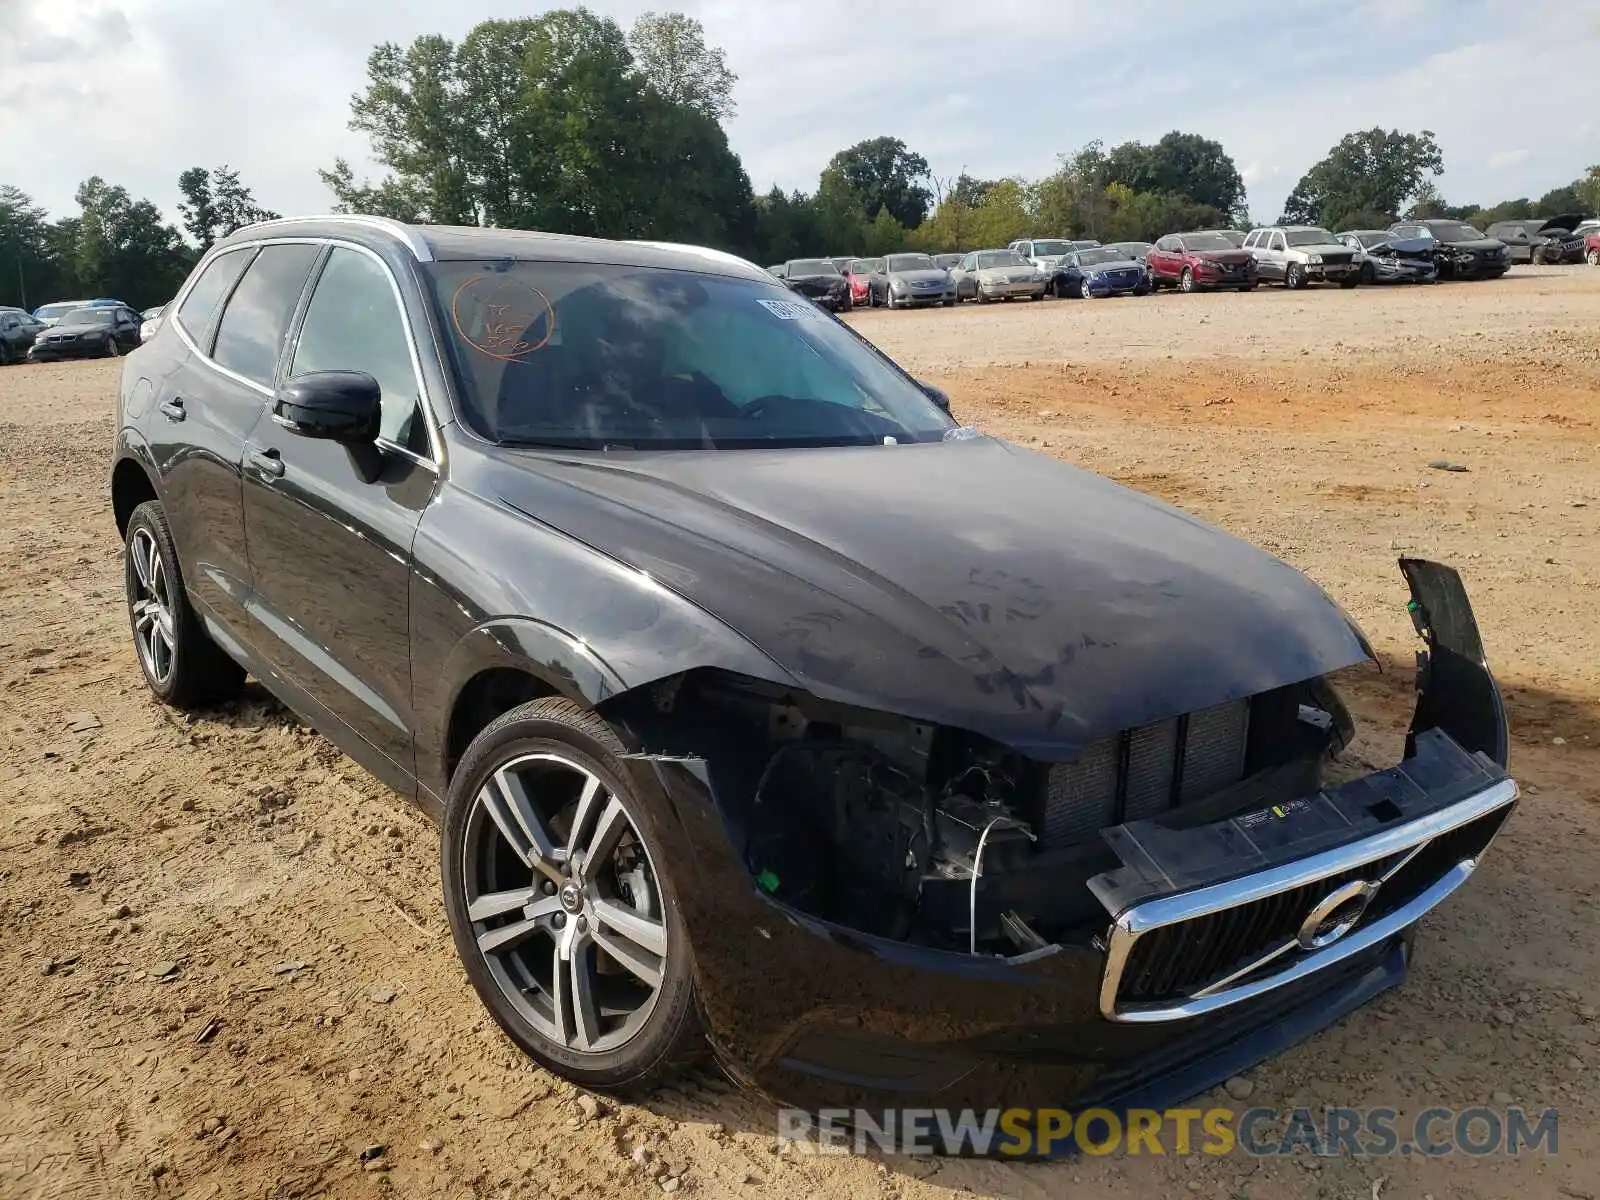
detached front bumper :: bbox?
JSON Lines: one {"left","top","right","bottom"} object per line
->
{"left": 624, "top": 559, "right": 1514, "bottom": 1124}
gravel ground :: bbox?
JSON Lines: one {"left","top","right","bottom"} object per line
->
{"left": 2, "top": 265, "right": 1598, "bottom": 1199}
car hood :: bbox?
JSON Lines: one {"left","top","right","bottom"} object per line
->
{"left": 1078, "top": 257, "right": 1143, "bottom": 273}
{"left": 1192, "top": 249, "right": 1255, "bottom": 266}
{"left": 1285, "top": 242, "right": 1350, "bottom": 257}
{"left": 888, "top": 269, "right": 949, "bottom": 284}
{"left": 45, "top": 319, "right": 109, "bottom": 334}
{"left": 976, "top": 265, "right": 1035, "bottom": 279}
{"left": 488, "top": 437, "right": 1371, "bottom": 755}
{"left": 1369, "top": 237, "right": 1436, "bottom": 256}
{"left": 1435, "top": 237, "right": 1504, "bottom": 251}
{"left": 786, "top": 273, "right": 844, "bottom": 286}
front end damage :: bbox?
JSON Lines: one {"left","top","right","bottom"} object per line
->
{"left": 604, "top": 559, "right": 1516, "bottom": 1120}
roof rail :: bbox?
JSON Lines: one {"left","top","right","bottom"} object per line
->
{"left": 229, "top": 214, "right": 434, "bottom": 261}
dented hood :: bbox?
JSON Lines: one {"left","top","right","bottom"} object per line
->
{"left": 493, "top": 436, "right": 1372, "bottom": 755}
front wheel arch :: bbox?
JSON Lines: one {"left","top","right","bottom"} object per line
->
{"left": 112, "top": 456, "right": 160, "bottom": 538}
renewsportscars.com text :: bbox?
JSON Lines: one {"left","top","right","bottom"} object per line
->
{"left": 777, "top": 1105, "right": 1559, "bottom": 1158}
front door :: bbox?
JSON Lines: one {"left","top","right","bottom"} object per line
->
{"left": 240, "top": 244, "right": 437, "bottom": 782}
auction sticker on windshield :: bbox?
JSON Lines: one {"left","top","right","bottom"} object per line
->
{"left": 757, "top": 298, "right": 826, "bottom": 321}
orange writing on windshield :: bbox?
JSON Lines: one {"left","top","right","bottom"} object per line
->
{"left": 450, "top": 274, "right": 556, "bottom": 362}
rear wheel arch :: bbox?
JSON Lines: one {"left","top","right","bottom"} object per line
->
{"left": 112, "top": 456, "right": 159, "bottom": 537}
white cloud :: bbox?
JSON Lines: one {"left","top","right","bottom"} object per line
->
{"left": 0, "top": 0, "right": 1592, "bottom": 230}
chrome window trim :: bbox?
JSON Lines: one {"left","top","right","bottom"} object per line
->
{"left": 1099, "top": 776, "right": 1518, "bottom": 1023}
{"left": 230, "top": 215, "right": 434, "bottom": 262}
{"left": 170, "top": 236, "right": 443, "bottom": 471}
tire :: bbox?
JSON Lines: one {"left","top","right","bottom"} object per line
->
{"left": 1238, "top": 283, "right": 1256, "bottom": 292}
{"left": 1340, "top": 273, "right": 1359, "bottom": 289}
{"left": 1179, "top": 267, "right": 1196, "bottom": 293}
{"left": 977, "top": 291, "right": 991, "bottom": 304}
{"left": 1588, "top": 248, "right": 1600, "bottom": 267}
{"left": 1284, "top": 263, "right": 1305, "bottom": 290}
{"left": 942, "top": 297, "right": 955, "bottom": 307}
{"left": 106, "top": 338, "right": 121, "bottom": 357}
{"left": 441, "top": 697, "right": 705, "bottom": 1093}
{"left": 123, "top": 500, "right": 245, "bottom": 708}
{"left": 1133, "top": 285, "right": 1150, "bottom": 297}
{"left": 840, "top": 294, "right": 853, "bottom": 313}
{"left": 1360, "top": 261, "right": 1376, "bottom": 284}
{"left": 1079, "top": 279, "right": 1095, "bottom": 300}
{"left": 0, "top": 341, "right": 11, "bottom": 367}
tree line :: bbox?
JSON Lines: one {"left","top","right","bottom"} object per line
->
{"left": 3, "top": 6, "right": 1598, "bottom": 311}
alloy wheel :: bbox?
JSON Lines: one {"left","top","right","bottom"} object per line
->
{"left": 129, "top": 526, "right": 176, "bottom": 685}
{"left": 462, "top": 752, "right": 668, "bottom": 1056}
{"left": 1180, "top": 268, "right": 1194, "bottom": 293}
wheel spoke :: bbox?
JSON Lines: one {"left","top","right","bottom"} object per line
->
{"left": 149, "top": 550, "right": 168, "bottom": 605}
{"left": 567, "top": 941, "right": 603, "bottom": 1051}
{"left": 564, "top": 774, "right": 604, "bottom": 860}
{"left": 582, "top": 796, "right": 630, "bottom": 866}
{"left": 479, "top": 768, "right": 564, "bottom": 884}
{"left": 592, "top": 923, "right": 664, "bottom": 989}
{"left": 593, "top": 897, "right": 667, "bottom": 958}
{"left": 131, "top": 534, "right": 153, "bottom": 591}
{"left": 134, "top": 601, "right": 157, "bottom": 633}
{"left": 468, "top": 886, "right": 542, "bottom": 922}
{"left": 476, "top": 898, "right": 560, "bottom": 955}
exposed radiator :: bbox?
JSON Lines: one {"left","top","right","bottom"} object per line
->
{"left": 1042, "top": 699, "right": 1250, "bottom": 848}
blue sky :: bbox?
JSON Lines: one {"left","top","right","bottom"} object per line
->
{"left": 3, "top": 0, "right": 1595, "bottom": 229}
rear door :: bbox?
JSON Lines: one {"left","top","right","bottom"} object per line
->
{"left": 240, "top": 244, "right": 437, "bottom": 786}
{"left": 146, "top": 244, "right": 300, "bottom": 647}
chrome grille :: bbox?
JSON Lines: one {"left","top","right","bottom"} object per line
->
{"left": 1043, "top": 699, "right": 1250, "bottom": 848}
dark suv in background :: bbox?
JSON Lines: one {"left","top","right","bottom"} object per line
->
{"left": 110, "top": 216, "right": 1516, "bottom": 1125}
{"left": 0, "top": 307, "right": 45, "bottom": 364}
{"left": 1388, "top": 219, "right": 1510, "bottom": 279}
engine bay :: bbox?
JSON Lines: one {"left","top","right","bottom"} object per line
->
{"left": 608, "top": 667, "right": 1356, "bottom": 956}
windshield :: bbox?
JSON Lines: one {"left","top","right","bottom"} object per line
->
{"left": 61, "top": 308, "right": 113, "bottom": 325}
{"left": 1029, "top": 240, "right": 1073, "bottom": 256}
{"left": 35, "top": 303, "right": 85, "bottom": 319}
{"left": 1429, "top": 222, "right": 1486, "bottom": 242}
{"left": 1181, "top": 234, "right": 1235, "bottom": 252}
{"left": 885, "top": 254, "right": 935, "bottom": 272}
{"left": 787, "top": 259, "right": 838, "bottom": 276}
{"left": 1286, "top": 229, "right": 1337, "bottom": 247}
{"left": 1352, "top": 232, "right": 1388, "bottom": 248}
{"left": 1073, "top": 248, "right": 1128, "bottom": 266}
{"left": 975, "top": 251, "right": 1027, "bottom": 269}
{"left": 1109, "top": 242, "right": 1152, "bottom": 255}
{"left": 427, "top": 260, "right": 955, "bottom": 450}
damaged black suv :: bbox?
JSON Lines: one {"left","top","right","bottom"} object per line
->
{"left": 110, "top": 217, "right": 1516, "bottom": 1124}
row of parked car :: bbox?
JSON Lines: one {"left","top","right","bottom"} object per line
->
{"left": 768, "top": 214, "right": 1600, "bottom": 311}
{"left": 0, "top": 297, "right": 167, "bottom": 365}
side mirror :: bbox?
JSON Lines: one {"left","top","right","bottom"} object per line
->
{"left": 920, "top": 382, "right": 951, "bottom": 412}
{"left": 274, "top": 370, "right": 382, "bottom": 443}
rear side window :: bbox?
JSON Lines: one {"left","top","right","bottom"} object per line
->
{"left": 175, "top": 248, "right": 253, "bottom": 345}
{"left": 211, "top": 244, "right": 320, "bottom": 386}
{"left": 290, "top": 247, "right": 427, "bottom": 454}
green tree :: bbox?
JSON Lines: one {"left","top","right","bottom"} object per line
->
{"left": 1104, "top": 131, "right": 1246, "bottom": 219}
{"left": 817, "top": 136, "right": 932, "bottom": 229}
{"left": 1033, "top": 142, "right": 1111, "bottom": 238}
{"left": 967, "top": 178, "right": 1033, "bottom": 248}
{"left": 1534, "top": 184, "right": 1584, "bottom": 215}
{"left": 627, "top": 10, "right": 737, "bottom": 122}
{"left": 178, "top": 165, "right": 278, "bottom": 249}
{"left": 1280, "top": 128, "right": 1444, "bottom": 229}
{"left": 861, "top": 207, "right": 907, "bottom": 255}
{"left": 0, "top": 185, "right": 63, "bottom": 309}
{"left": 1571, "top": 166, "right": 1600, "bottom": 216}
{"left": 324, "top": 10, "right": 756, "bottom": 251}
{"left": 61, "top": 177, "right": 190, "bottom": 307}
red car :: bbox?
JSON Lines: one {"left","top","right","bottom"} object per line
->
{"left": 1147, "top": 231, "right": 1258, "bottom": 293}
{"left": 844, "top": 257, "right": 882, "bottom": 307}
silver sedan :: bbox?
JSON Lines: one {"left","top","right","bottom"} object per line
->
{"left": 949, "top": 249, "right": 1049, "bottom": 302}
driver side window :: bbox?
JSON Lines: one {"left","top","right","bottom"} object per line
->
{"left": 290, "top": 247, "right": 427, "bottom": 455}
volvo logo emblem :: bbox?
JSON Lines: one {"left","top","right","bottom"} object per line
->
{"left": 1297, "top": 879, "right": 1379, "bottom": 950}
{"left": 558, "top": 882, "right": 584, "bottom": 914}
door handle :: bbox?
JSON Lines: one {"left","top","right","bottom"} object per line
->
{"left": 247, "top": 445, "right": 285, "bottom": 479}
{"left": 158, "top": 398, "right": 185, "bottom": 421}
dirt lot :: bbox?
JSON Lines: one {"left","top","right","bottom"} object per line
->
{"left": 2, "top": 266, "right": 1598, "bottom": 1199}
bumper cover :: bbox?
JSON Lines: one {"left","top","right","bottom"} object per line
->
{"left": 622, "top": 558, "right": 1514, "bottom": 1120}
